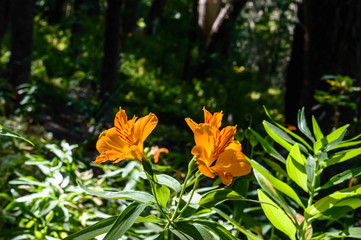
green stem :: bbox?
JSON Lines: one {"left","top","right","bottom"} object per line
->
{"left": 165, "top": 156, "right": 197, "bottom": 230}
{"left": 176, "top": 172, "right": 201, "bottom": 219}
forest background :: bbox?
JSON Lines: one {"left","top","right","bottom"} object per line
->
{"left": 1, "top": 0, "right": 361, "bottom": 239}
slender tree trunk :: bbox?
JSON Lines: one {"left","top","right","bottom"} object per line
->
{"left": 0, "top": 0, "right": 11, "bottom": 43}
{"left": 7, "top": 0, "right": 36, "bottom": 87}
{"left": 285, "top": 0, "right": 361, "bottom": 126}
{"left": 183, "top": 0, "right": 200, "bottom": 81}
{"left": 145, "top": 0, "right": 167, "bottom": 35}
{"left": 46, "top": 0, "right": 66, "bottom": 24}
{"left": 197, "top": 0, "right": 246, "bottom": 79}
{"left": 120, "top": 0, "right": 139, "bottom": 50}
{"left": 99, "top": 0, "right": 123, "bottom": 111}
{"left": 285, "top": 2, "right": 304, "bottom": 124}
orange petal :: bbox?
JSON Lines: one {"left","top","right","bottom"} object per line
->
{"left": 185, "top": 118, "right": 198, "bottom": 133}
{"left": 203, "top": 107, "right": 223, "bottom": 129}
{"left": 95, "top": 128, "right": 133, "bottom": 164}
{"left": 213, "top": 126, "right": 236, "bottom": 159}
{"left": 193, "top": 124, "right": 217, "bottom": 166}
{"left": 133, "top": 113, "right": 158, "bottom": 147}
{"left": 192, "top": 145, "right": 214, "bottom": 178}
{"left": 211, "top": 142, "right": 251, "bottom": 185}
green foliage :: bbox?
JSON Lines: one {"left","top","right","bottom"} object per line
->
{"left": 250, "top": 107, "right": 361, "bottom": 239}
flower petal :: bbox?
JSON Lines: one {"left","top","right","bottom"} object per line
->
{"left": 185, "top": 118, "right": 198, "bottom": 133}
{"left": 95, "top": 128, "right": 132, "bottom": 163}
{"left": 213, "top": 126, "right": 237, "bottom": 159}
{"left": 191, "top": 145, "right": 214, "bottom": 178}
{"left": 193, "top": 124, "right": 218, "bottom": 166}
{"left": 203, "top": 108, "right": 223, "bottom": 129}
{"left": 134, "top": 113, "right": 158, "bottom": 145}
{"left": 211, "top": 142, "right": 251, "bottom": 185}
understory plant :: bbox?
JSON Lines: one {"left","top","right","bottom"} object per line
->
{"left": 64, "top": 108, "right": 261, "bottom": 240}
{"left": 249, "top": 107, "right": 361, "bottom": 239}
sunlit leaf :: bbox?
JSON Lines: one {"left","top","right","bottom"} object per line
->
{"left": 297, "top": 108, "right": 315, "bottom": 143}
{"left": 313, "top": 124, "right": 349, "bottom": 154}
{"left": 78, "top": 181, "right": 155, "bottom": 203}
{"left": 322, "top": 147, "right": 361, "bottom": 168}
{"left": 312, "top": 116, "right": 324, "bottom": 141}
{"left": 286, "top": 144, "right": 308, "bottom": 192}
{"left": 103, "top": 202, "right": 147, "bottom": 240}
{"left": 318, "top": 166, "right": 361, "bottom": 190}
{"left": 155, "top": 184, "right": 170, "bottom": 209}
{"left": 0, "top": 124, "right": 34, "bottom": 146}
{"left": 191, "top": 220, "right": 237, "bottom": 240}
{"left": 258, "top": 190, "right": 296, "bottom": 240}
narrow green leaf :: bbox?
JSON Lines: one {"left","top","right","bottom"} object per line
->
{"left": 258, "top": 190, "right": 296, "bottom": 240}
{"left": 312, "top": 116, "right": 324, "bottom": 141}
{"left": 170, "top": 222, "right": 214, "bottom": 240}
{"left": 324, "top": 227, "right": 361, "bottom": 239}
{"left": 322, "top": 147, "right": 361, "bottom": 168}
{"left": 313, "top": 124, "right": 349, "bottom": 154}
{"left": 155, "top": 184, "right": 170, "bottom": 209}
{"left": 0, "top": 124, "right": 34, "bottom": 146}
{"left": 104, "top": 202, "right": 147, "bottom": 240}
{"left": 198, "top": 189, "right": 263, "bottom": 208}
{"left": 297, "top": 108, "right": 315, "bottom": 143}
{"left": 253, "top": 169, "right": 297, "bottom": 220}
{"left": 212, "top": 208, "right": 261, "bottom": 240}
{"left": 263, "top": 121, "right": 293, "bottom": 152}
{"left": 263, "top": 106, "right": 313, "bottom": 151}
{"left": 248, "top": 128, "right": 286, "bottom": 163}
{"left": 305, "top": 184, "right": 361, "bottom": 220}
{"left": 263, "top": 121, "right": 310, "bottom": 153}
{"left": 191, "top": 220, "right": 237, "bottom": 240}
{"left": 286, "top": 144, "right": 308, "bottom": 192}
{"left": 329, "top": 140, "right": 361, "bottom": 150}
{"left": 319, "top": 166, "right": 361, "bottom": 190}
{"left": 78, "top": 181, "right": 155, "bottom": 203}
{"left": 63, "top": 216, "right": 117, "bottom": 240}
{"left": 135, "top": 215, "right": 163, "bottom": 224}
{"left": 250, "top": 159, "right": 305, "bottom": 208}
{"left": 140, "top": 173, "right": 181, "bottom": 193}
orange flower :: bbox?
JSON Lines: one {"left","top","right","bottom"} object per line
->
{"left": 151, "top": 146, "right": 169, "bottom": 163}
{"left": 185, "top": 107, "right": 223, "bottom": 132}
{"left": 186, "top": 110, "right": 251, "bottom": 185}
{"left": 94, "top": 108, "right": 158, "bottom": 164}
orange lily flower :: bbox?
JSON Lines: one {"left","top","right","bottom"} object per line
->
{"left": 185, "top": 107, "right": 223, "bottom": 132}
{"left": 186, "top": 110, "right": 251, "bottom": 185}
{"left": 151, "top": 146, "right": 169, "bottom": 163}
{"left": 94, "top": 108, "right": 158, "bottom": 164}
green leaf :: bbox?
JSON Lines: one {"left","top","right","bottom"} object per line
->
{"left": 286, "top": 144, "right": 308, "bottom": 192}
{"left": 253, "top": 169, "right": 296, "bottom": 220}
{"left": 250, "top": 159, "right": 305, "bottom": 208}
{"left": 191, "top": 220, "right": 237, "bottom": 240}
{"left": 258, "top": 190, "right": 296, "bottom": 240}
{"left": 263, "top": 121, "right": 309, "bottom": 153}
{"left": 212, "top": 208, "right": 261, "bottom": 240}
{"left": 322, "top": 147, "right": 361, "bottom": 168}
{"left": 155, "top": 184, "right": 170, "bottom": 209}
{"left": 312, "top": 116, "right": 324, "bottom": 141}
{"left": 318, "top": 166, "right": 361, "bottom": 190}
{"left": 63, "top": 216, "right": 117, "bottom": 240}
{"left": 324, "top": 227, "right": 361, "bottom": 239}
{"left": 263, "top": 106, "right": 313, "bottom": 151}
{"left": 0, "top": 124, "right": 34, "bottom": 146}
{"left": 248, "top": 128, "right": 286, "bottom": 163}
{"left": 313, "top": 124, "right": 349, "bottom": 154}
{"left": 305, "top": 184, "right": 361, "bottom": 220}
{"left": 78, "top": 181, "right": 155, "bottom": 203}
{"left": 297, "top": 108, "right": 315, "bottom": 143}
{"left": 170, "top": 222, "right": 214, "bottom": 240}
{"left": 104, "top": 202, "right": 147, "bottom": 240}
{"left": 140, "top": 173, "right": 181, "bottom": 193}
{"left": 142, "top": 157, "right": 157, "bottom": 182}
{"left": 198, "top": 189, "right": 263, "bottom": 208}
{"left": 135, "top": 215, "right": 163, "bottom": 224}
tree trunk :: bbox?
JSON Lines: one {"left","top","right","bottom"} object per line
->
{"left": 197, "top": 0, "right": 247, "bottom": 79}
{"left": 120, "top": 0, "right": 140, "bottom": 50}
{"left": 7, "top": 0, "right": 36, "bottom": 87}
{"left": 145, "top": 0, "right": 167, "bottom": 35}
{"left": 99, "top": 0, "right": 123, "bottom": 112}
{"left": 285, "top": 2, "right": 304, "bottom": 124}
{"left": 46, "top": 0, "right": 66, "bottom": 24}
{"left": 0, "top": 0, "right": 11, "bottom": 43}
{"left": 285, "top": 0, "right": 361, "bottom": 126}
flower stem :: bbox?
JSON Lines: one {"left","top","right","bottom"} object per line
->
{"left": 176, "top": 172, "right": 201, "bottom": 219}
{"left": 165, "top": 156, "right": 197, "bottom": 230}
